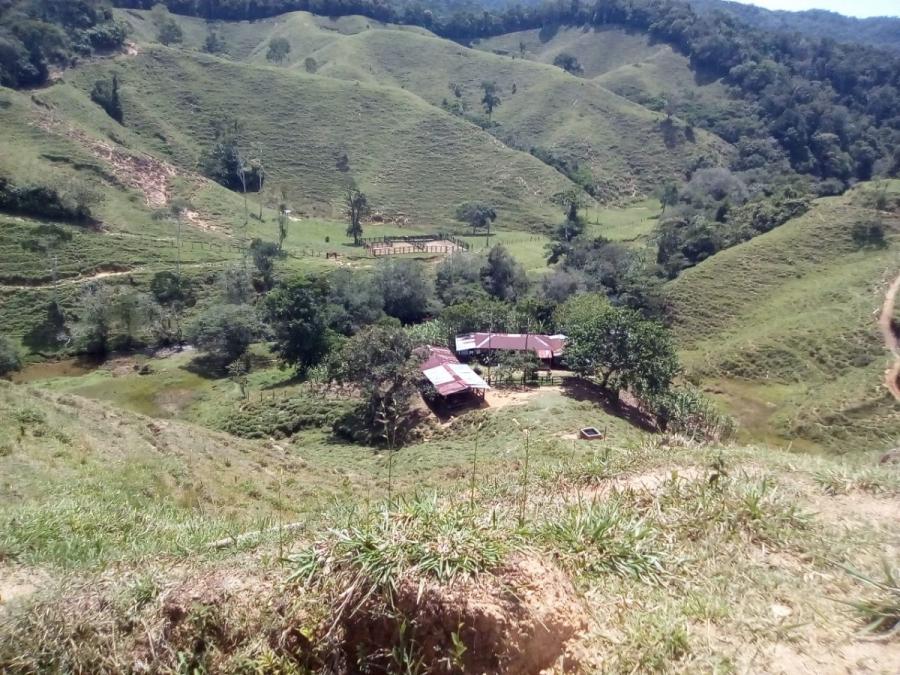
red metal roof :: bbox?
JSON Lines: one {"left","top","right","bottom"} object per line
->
{"left": 454, "top": 333, "right": 566, "bottom": 359}
{"left": 416, "top": 346, "right": 490, "bottom": 397}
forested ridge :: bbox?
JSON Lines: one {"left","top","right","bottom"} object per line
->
{"left": 0, "top": 0, "right": 125, "bottom": 87}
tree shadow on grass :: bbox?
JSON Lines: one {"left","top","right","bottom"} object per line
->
{"left": 182, "top": 353, "right": 228, "bottom": 380}
{"left": 559, "top": 376, "right": 658, "bottom": 433}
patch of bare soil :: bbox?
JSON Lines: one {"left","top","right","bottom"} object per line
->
{"left": 485, "top": 387, "right": 551, "bottom": 410}
{"left": 183, "top": 209, "right": 223, "bottom": 233}
{"left": 807, "top": 492, "right": 900, "bottom": 529}
{"left": 745, "top": 634, "right": 900, "bottom": 674}
{"left": 337, "top": 554, "right": 587, "bottom": 674}
{"left": 0, "top": 567, "right": 49, "bottom": 611}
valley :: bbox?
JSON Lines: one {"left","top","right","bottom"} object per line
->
{"left": 0, "top": 1, "right": 898, "bottom": 672}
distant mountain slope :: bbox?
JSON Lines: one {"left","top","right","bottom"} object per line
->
{"left": 667, "top": 180, "right": 900, "bottom": 451}
{"left": 73, "top": 43, "right": 579, "bottom": 227}
{"left": 474, "top": 25, "right": 735, "bottom": 121}
{"left": 688, "top": 0, "right": 900, "bottom": 52}
{"left": 117, "top": 10, "right": 731, "bottom": 205}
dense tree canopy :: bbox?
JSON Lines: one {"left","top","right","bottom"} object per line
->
{"left": 263, "top": 277, "right": 332, "bottom": 373}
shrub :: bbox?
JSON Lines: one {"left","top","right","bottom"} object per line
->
{"left": 221, "top": 393, "right": 350, "bottom": 439}
{"left": 90, "top": 74, "right": 122, "bottom": 122}
{"left": 648, "top": 387, "right": 735, "bottom": 442}
{"left": 0, "top": 336, "right": 22, "bottom": 377}
{"left": 851, "top": 220, "right": 887, "bottom": 249}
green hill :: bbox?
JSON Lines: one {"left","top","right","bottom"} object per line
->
{"left": 667, "top": 180, "right": 900, "bottom": 452}
{"left": 117, "top": 10, "right": 731, "bottom": 205}
{"left": 475, "top": 24, "right": 735, "bottom": 121}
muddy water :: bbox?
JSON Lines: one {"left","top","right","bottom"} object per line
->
{"left": 11, "top": 357, "right": 104, "bottom": 384}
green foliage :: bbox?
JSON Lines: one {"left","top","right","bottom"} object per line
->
{"left": 0, "top": 335, "right": 22, "bottom": 376}
{"left": 658, "top": 182, "right": 812, "bottom": 277}
{"left": 454, "top": 201, "right": 496, "bottom": 236}
{"left": 249, "top": 238, "right": 280, "bottom": 291}
{"left": 185, "top": 302, "right": 260, "bottom": 369}
{"left": 480, "top": 244, "right": 528, "bottom": 302}
{"left": 0, "top": 176, "right": 99, "bottom": 224}
{"left": 838, "top": 561, "right": 900, "bottom": 636}
{"left": 479, "top": 80, "right": 501, "bottom": 120}
{"left": 537, "top": 499, "right": 663, "bottom": 581}
{"left": 562, "top": 305, "right": 679, "bottom": 401}
{"left": 221, "top": 392, "right": 350, "bottom": 439}
{"left": 331, "top": 324, "right": 421, "bottom": 446}
{"left": 648, "top": 386, "right": 735, "bottom": 442}
{"left": 374, "top": 258, "right": 433, "bottom": 324}
{"left": 70, "top": 283, "right": 158, "bottom": 355}
{"left": 851, "top": 220, "right": 888, "bottom": 249}
{"left": 150, "top": 271, "right": 195, "bottom": 308}
{"left": 151, "top": 3, "right": 183, "bottom": 45}
{"left": 0, "top": 0, "right": 125, "bottom": 88}
{"left": 90, "top": 73, "right": 122, "bottom": 122}
{"left": 198, "top": 119, "right": 262, "bottom": 193}
{"left": 435, "top": 252, "right": 486, "bottom": 306}
{"left": 344, "top": 186, "right": 369, "bottom": 246}
{"left": 290, "top": 494, "right": 508, "bottom": 590}
{"left": 325, "top": 268, "right": 384, "bottom": 336}
{"left": 266, "top": 36, "right": 290, "bottom": 63}
{"left": 262, "top": 277, "right": 332, "bottom": 373}
{"left": 552, "top": 52, "right": 583, "bottom": 74}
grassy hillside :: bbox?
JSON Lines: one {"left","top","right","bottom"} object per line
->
{"left": 117, "top": 10, "right": 731, "bottom": 205}
{"left": 71, "top": 45, "right": 578, "bottom": 228}
{"left": 667, "top": 180, "right": 900, "bottom": 452}
{"left": 2, "top": 376, "right": 898, "bottom": 671}
{"left": 476, "top": 24, "right": 734, "bottom": 120}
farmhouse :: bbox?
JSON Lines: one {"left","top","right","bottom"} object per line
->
{"left": 454, "top": 332, "right": 567, "bottom": 364}
{"left": 417, "top": 345, "right": 490, "bottom": 401}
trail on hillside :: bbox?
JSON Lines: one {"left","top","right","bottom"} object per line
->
{"left": 0, "top": 262, "right": 230, "bottom": 291}
{"left": 879, "top": 270, "right": 900, "bottom": 402}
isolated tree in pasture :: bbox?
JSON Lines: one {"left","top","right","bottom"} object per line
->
{"left": 304, "top": 57, "right": 318, "bottom": 73}
{"left": 480, "top": 244, "right": 529, "bottom": 302}
{"left": 455, "top": 201, "right": 497, "bottom": 236}
{"left": 276, "top": 186, "right": 290, "bottom": 252}
{"left": 562, "top": 305, "right": 678, "bottom": 403}
{"left": 266, "top": 37, "right": 291, "bottom": 63}
{"left": 203, "top": 26, "right": 225, "bottom": 53}
{"left": 151, "top": 4, "right": 183, "bottom": 45}
{"left": 90, "top": 74, "right": 122, "bottom": 122}
{"left": 553, "top": 52, "right": 583, "bottom": 74}
{"left": 263, "top": 277, "right": 331, "bottom": 373}
{"left": 551, "top": 188, "right": 586, "bottom": 225}
{"left": 345, "top": 186, "right": 370, "bottom": 245}
{"left": 480, "top": 80, "right": 501, "bottom": 121}
{"left": 0, "top": 335, "right": 22, "bottom": 377}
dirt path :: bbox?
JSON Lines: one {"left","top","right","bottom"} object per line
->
{"left": 0, "top": 262, "right": 230, "bottom": 291}
{"left": 879, "top": 271, "right": 900, "bottom": 401}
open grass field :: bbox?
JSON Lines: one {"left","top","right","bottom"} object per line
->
{"left": 667, "top": 180, "right": 900, "bottom": 452}
{"left": 1, "top": 372, "right": 898, "bottom": 672}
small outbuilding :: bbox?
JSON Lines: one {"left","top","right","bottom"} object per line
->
{"left": 418, "top": 345, "right": 490, "bottom": 401}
